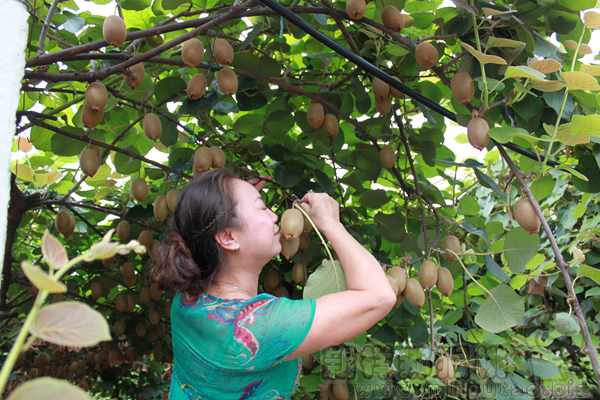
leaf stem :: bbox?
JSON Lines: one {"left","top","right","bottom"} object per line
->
{"left": 472, "top": 13, "right": 489, "bottom": 109}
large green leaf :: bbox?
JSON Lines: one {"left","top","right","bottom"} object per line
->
{"left": 474, "top": 284, "right": 524, "bottom": 333}
{"left": 503, "top": 228, "right": 539, "bottom": 273}
{"left": 303, "top": 259, "right": 347, "bottom": 299}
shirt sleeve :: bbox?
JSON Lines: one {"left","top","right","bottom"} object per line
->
{"left": 247, "top": 296, "right": 316, "bottom": 370}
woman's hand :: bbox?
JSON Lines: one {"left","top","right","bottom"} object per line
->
{"left": 298, "top": 192, "right": 340, "bottom": 233}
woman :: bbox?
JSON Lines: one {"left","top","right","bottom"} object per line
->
{"left": 151, "top": 168, "right": 396, "bottom": 399}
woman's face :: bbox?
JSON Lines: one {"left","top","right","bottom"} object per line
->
{"left": 228, "top": 178, "right": 281, "bottom": 261}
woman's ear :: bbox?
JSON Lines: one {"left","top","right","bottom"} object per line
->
{"left": 214, "top": 229, "right": 240, "bottom": 251}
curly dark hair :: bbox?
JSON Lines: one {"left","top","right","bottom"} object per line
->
{"left": 150, "top": 168, "right": 241, "bottom": 297}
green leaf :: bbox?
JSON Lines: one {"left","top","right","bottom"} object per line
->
{"left": 570, "top": 114, "right": 600, "bottom": 137}
{"left": 233, "top": 51, "right": 281, "bottom": 79}
{"left": 359, "top": 190, "right": 389, "bottom": 208}
{"left": 531, "top": 175, "right": 555, "bottom": 202}
{"left": 487, "top": 37, "right": 526, "bottom": 49}
{"left": 303, "top": 259, "right": 347, "bottom": 299}
{"left": 21, "top": 261, "right": 67, "bottom": 294}
{"left": 120, "top": 0, "right": 151, "bottom": 10}
{"left": 234, "top": 114, "right": 264, "bottom": 137}
{"left": 504, "top": 66, "right": 545, "bottom": 80}
{"left": 489, "top": 126, "right": 530, "bottom": 144}
{"left": 474, "top": 284, "right": 524, "bottom": 333}
{"left": 113, "top": 146, "right": 141, "bottom": 174}
{"left": 51, "top": 127, "right": 85, "bottom": 156}
{"left": 527, "top": 358, "right": 560, "bottom": 378}
{"left": 458, "top": 195, "right": 479, "bottom": 216}
{"left": 6, "top": 377, "right": 91, "bottom": 400}
{"left": 503, "top": 228, "right": 539, "bottom": 273}
{"left": 155, "top": 76, "right": 186, "bottom": 104}
{"left": 578, "top": 264, "right": 600, "bottom": 285}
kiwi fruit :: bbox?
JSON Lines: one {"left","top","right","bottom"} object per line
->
{"left": 302, "top": 354, "right": 314, "bottom": 370}
{"left": 324, "top": 113, "right": 339, "bottom": 138}
{"left": 90, "top": 281, "right": 103, "bottom": 301}
{"left": 319, "top": 381, "right": 332, "bottom": 400}
{"left": 181, "top": 38, "right": 205, "bottom": 67}
{"left": 450, "top": 71, "right": 474, "bottom": 104}
{"left": 419, "top": 259, "right": 439, "bottom": 289}
{"left": 212, "top": 37, "right": 234, "bottom": 65}
{"left": 292, "top": 263, "right": 308, "bottom": 284}
{"left": 527, "top": 276, "right": 547, "bottom": 296}
{"left": 388, "top": 266, "right": 407, "bottom": 293}
{"left": 375, "top": 96, "right": 392, "bottom": 115}
{"left": 131, "top": 178, "right": 149, "bottom": 201}
{"left": 395, "top": 291, "right": 404, "bottom": 307}
{"left": 467, "top": 116, "right": 490, "bottom": 150}
{"left": 153, "top": 195, "right": 169, "bottom": 222}
{"left": 435, "top": 356, "right": 454, "bottom": 384}
{"left": 82, "top": 105, "right": 103, "bottom": 129}
{"left": 79, "top": 145, "right": 101, "bottom": 177}
{"left": 166, "top": 189, "right": 180, "bottom": 213}
{"left": 193, "top": 146, "right": 212, "bottom": 172}
{"left": 332, "top": 379, "right": 350, "bottom": 400}
{"left": 127, "top": 293, "right": 136, "bottom": 312}
{"left": 404, "top": 278, "right": 425, "bottom": 307}
{"left": 150, "top": 283, "right": 162, "bottom": 301}
{"left": 103, "top": 15, "right": 127, "bottom": 46}
{"left": 281, "top": 208, "right": 304, "bottom": 239}
{"left": 217, "top": 67, "right": 238, "bottom": 95}
{"left": 124, "top": 62, "right": 144, "bottom": 88}
{"left": 121, "top": 262, "right": 135, "bottom": 282}
{"left": 186, "top": 73, "right": 207, "bottom": 100}
{"left": 115, "top": 294, "right": 128, "bottom": 313}
{"left": 382, "top": 5, "right": 404, "bottom": 31}
{"left": 299, "top": 231, "right": 311, "bottom": 249}
{"left": 387, "top": 275, "right": 402, "bottom": 295}
{"left": 55, "top": 209, "right": 75, "bottom": 237}
{"left": 436, "top": 267, "right": 454, "bottom": 296}
{"left": 307, "top": 101, "right": 325, "bottom": 129}
{"left": 281, "top": 236, "right": 300, "bottom": 260}
{"left": 345, "top": 0, "right": 366, "bottom": 20}
{"left": 137, "top": 229, "right": 154, "bottom": 250}
{"left": 85, "top": 81, "right": 108, "bottom": 112}
{"left": 513, "top": 197, "right": 541, "bottom": 234}
{"left": 209, "top": 146, "right": 226, "bottom": 168}
{"left": 372, "top": 77, "right": 390, "bottom": 100}
{"left": 379, "top": 145, "right": 396, "bottom": 169}
{"left": 415, "top": 42, "right": 439, "bottom": 69}
{"left": 116, "top": 220, "right": 130, "bottom": 242}
{"left": 442, "top": 235, "right": 461, "bottom": 261}
{"left": 143, "top": 113, "right": 162, "bottom": 141}
{"left": 264, "top": 269, "right": 280, "bottom": 291}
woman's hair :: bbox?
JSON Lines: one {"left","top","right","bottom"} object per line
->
{"left": 150, "top": 168, "right": 241, "bottom": 297}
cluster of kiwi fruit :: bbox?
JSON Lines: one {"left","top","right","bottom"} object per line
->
{"left": 82, "top": 80, "right": 108, "bottom": 129}
{"left": 306, "top": 101, "right": 339, "bottom": 138}
{"left": 319, "top": 378, "right": 350, "bottom": 400}
{"left": 55, "top": 208, "right": 76, "bottom": 237}
{"left": 371, "top": 76, "right": 403, "bottom": 115}
{"left": 192, "top": 145, "right": 226, "bottom": 174}
{"left": 102, "top": 15, "right": 145, "bottom": 88}
{"left": 152, "top": 188, "right": 180, "bottom": 222}
{"left": 435, "top": 355, "right": 455, "bottom": 384}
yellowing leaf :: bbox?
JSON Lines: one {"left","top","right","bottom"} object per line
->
{"left": 460, "top": 41, "right": 507, "bottom": 65}
{"left": 11, "top": 162, "right": 34, "bottom": 182}
{"left": 505, "top": 66, "right": 545, "bottom": 80}
{"left": 6, "top": 377, "right": 91, "bottom": 400}
{"left": 570, "top": 114, "right": 600, "bottom": 137}
{"left": 583, "top": 10, "right": 600, "bottom": 29}
{"left": 30, "top": 301, "right": 112, "bottom": 347}
{"left": 580, "top": 64, "right": 600, "bottom": 77}
{"left": 561, "top": 71, "right": 600, "bottom": 91}
{"left": 42, "top": 230, "right": 68, "bottom": 270}
{"left": 530, "top": 79, "right": 566, "bottom": 92}
{"left": 555, "top": 124, "right": 591, "bottom": 145}
{"left": 528, "top": 58, "right": 561, "bottom": 74}
{"left": 21, "top": 261, "right": 67, "bottom": 294}
{"left": 487, "top": 37, "right": 526, "bottom": 49}
{"left": 303, "top": 259, "right": 347, "bottom": 299}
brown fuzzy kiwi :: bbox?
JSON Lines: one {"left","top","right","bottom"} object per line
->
{"left": 212, "top": 38, "right": 234, "bottom": 65}
{"left": 400, "top": 13, "right": 414, "bottom": 27}
{"left": 375, "top": 96, "right": 392, "bottom": 115}
{"left": 302, "top": 354, "right": 314, "bottom": 370}
{"left": 387, "top": 275, "right": 402, "bottom": 295}
{"left": 382, "top": 5, "right": 404, "bottom": 31}
{"left": 324, "top": 113, "right": 339, "bottom": 138}
{"left": 124, "top": 62, "right": 144, "bottom": 88}
{"left": 404, "top": 278, "right": 425, "bottom": 307}
{"left": 307, "top": 101, "right": 325, "bottom": 129}
{"left": 116, "top": 220, "right": 130, "bottom": 242}
{"left": 281, "top": 236, "right": 300, "bottom": 260}
{"left": 345, "top": 0, "right": 366, "bottom": 20}
{"left": 527, "top": 276, "right": 547, "bottom": 296}
{"left": 436, "top": 267, "right": 454, "bottom": 296}
{"left": 121, "top": 262, "right": 135, "bottom": 282}
{"left": 186, "top": 73, "right": 207, "bottom": 100}
{"left": 436, "top": 356, "right": 454, "bottom": 384}
{"left": 372, "top": 77, "right": 390, "bottom": 100}
{"left": 292, "top": 262, "right": 308, "bottom": 284}
{"left": 281, "top": 208, "right": 304, "bottom": 239}
{"left": 153, "top": 195, "right": 169, "bottom": 222}
{"left": 166, "top": 189, "right": 180, "bottom": 213}
{"left": 82, "top": 105, "right": 103, "bottom": 129}
{"left": 181, "top": 38, "right": 205, "bottom": 67}
{"left": 217, "top": 67, "right": 238, "bottom": 95}
{"left": 419, "top": 259, "right": 439, "bottom": 289}
{"left": 85, "top": 81, "right": 108, "bottom": 112}
{"left": 450, "top": 71, "right": 475, "bottom": 104}
{"left": 442, "top": 235, "right": 461, "bottom": 261}
{"left": 388, "top": 266, "right": 407, "bottom": 293}
{"left": 319, "top": 381, "right": 332, "bottom": 400}
{"left": 80, "top": 145, "right": 101, "bottom": 177}
{"left": 390, "top": 85, "right": 404, "bottom": 98}
{"left": 55, "top": 209, "right": 75, "bottom": 237}
{"left": 264, "top": 269, "right": 280, "bottom": 291}
{"left": 90, "top": 280, "right": 103, "bottom": 301}
{"left": 102, "top": 15, "right": 127, "bottom": 46}
{"left": 137, "top": 229, "right": 153, "bottom": 251}
{"left": 332, "top": 379, "right": 350, "bottom": 400}
{"left": 467, "top": 116, "right": 490, "bottom": 150}
{"left": 513, "top": 197, "right": 541, "bottom": 234}
{"left": 143, "top": 113, "right": 162, "bottom": 141}
{"left": 193, "top": 146, "right": 212, "bottom": 172}
{"left": 209, "top": 146, "right": 226, "bottom": 168}
{"left": 379, "top": 145, "right": 396, "bottom": 169}
{"left": 415, "top": 41, "right": 439, "bottom": 69}
{"left": 299, "top": 231, "right": 311, "bottom": 249}
{"left": 131, "top": 178, "right": 149, "bottom": 201}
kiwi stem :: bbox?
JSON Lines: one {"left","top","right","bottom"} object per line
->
{"left": 471, "top": 13, "right": 489, "bottom": 109}
{"left": 292, "top": 202, "right": 335, "bottom": 266}
{"left": 427, "top": 288, "right": 435, "bottom": 355}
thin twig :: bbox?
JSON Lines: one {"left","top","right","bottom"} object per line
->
{"left": 37, "top": 0, "right": 64, "bottom": 55}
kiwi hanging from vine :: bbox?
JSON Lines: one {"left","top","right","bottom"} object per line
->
{"left": 280, "top": 209, "right": 304, "bottom": 239}
{"left": 102, "top": 15, "right": 127, "bottom": 46}
{"left": 131, "top": 178, "right": 149, "bottom": 201}
{"left": 82, "top": 105, "right": 103, "bottom": 129}
{"left": 166, "top": 189, "right": 180, "bottom": 213}
{"left": 281, "top": 236, "right": 300, "bottom": 260}
{"left": 404, "top": 278, "right": 425, "bottom": 307}
{"left": 153, "top": 195, "right": 169, "bottom": 222}
{"left": 375, "top": 96, "right": 392, "bottom": 115}
{"left": 450, "top": 71, "right": 475, "bottom": 104}
{"left": 209, "top": 146, "right": 226, "bottom": 168}
{"left": 85, "top": 81, "right": 108, "bottom": 112}
{"left": 442, "top": 235, "right": 461, "bottom": 261}
{"left": 382, "top": 5, "right": 404, "bottom": 31}
{"left": 124, "top": 62, "right": 144, "bottom": 88}
{"left": 116, "top": 220, "right": 130, "bottom": 242}
{"left": 181, "top": 38, "right": 205, "bottom": 67}
{"left": 55, "top": 209, "right": 75, "bottom": 237}
{"left": 186, "top": 73, "right": 207, "bottom": 100}
{"left": 292, "top": 263, "right": 307, "bottom": 285}
{"left": 345, "top": 0, "right": 366, "bottom": 20}
{"left": 212, "top": 37, "right": 234, "bottom": 65}
{"left": 372, "top": 77, "right": 390, "bottom": 100}
{"left": 436, "top": 267, "right": 454, "bottom": 296}
{"left": 217, "top": 67, "right": 238, "bottom": 95}
{"left": 379, "top": 145, "right": 396, "bottom": 169}
{"left": 387, "top": 266, "right": 407, "bottom": 293}
{"left": 415, "top": 41, "right": 439, "bottom": 69}
{"left": 513, "top": 197, "right": 541, "bottom": 234}
{"left": 419, "top": 259, "right": 439, "bottom": 289}
{"left": 193, "top": 146, "right": 212, "bottom": 172}
{"left": 324, "top": 113, "right": 339, "bottom": 138}
{"left": 436, "top": 356, "right": 455, "bottom": 384}
{"left": 307, "top": 101, "right": 325, "bottom": 129}
{"left": 143, "top": 113, "right": 162, "bottom": 141}
{"left": 263, "top": 268, "right": 280, "bottom": 292}
{"left": 467, "top": 116, "right": 490, "bottom": 150}
{"left": 79, "top": 145, "right": 101, "bottom": 177}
